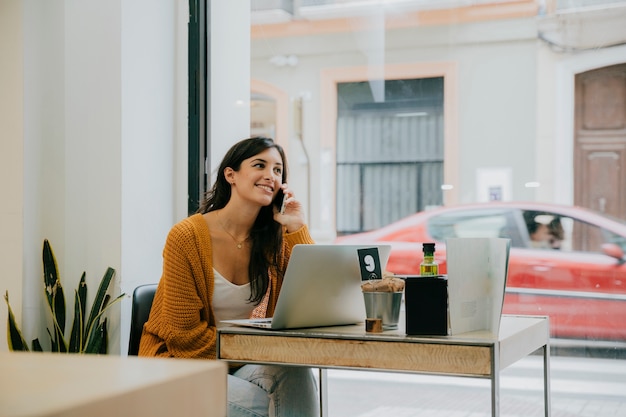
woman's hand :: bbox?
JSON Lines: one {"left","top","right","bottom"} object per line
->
{"left": 274, "top": 184, "right": 306, "bottom": 233}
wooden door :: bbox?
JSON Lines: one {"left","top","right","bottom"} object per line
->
{"left": 574, "top": 64, "right": 626, "bottom": 222}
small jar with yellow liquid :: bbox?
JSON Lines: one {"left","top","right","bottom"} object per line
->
{"left": 420, "top": 242, "right": 439, "bottom": 276}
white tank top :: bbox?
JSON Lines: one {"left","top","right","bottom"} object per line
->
{"left": 212, "top": 268, "right": 255, "bottom": 327}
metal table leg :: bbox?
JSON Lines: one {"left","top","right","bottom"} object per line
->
{"left": 491, "top": 343, "right": 500, "bottom": 417}
{"left": 319, "top": 368, "right": 328, "bottom": 417}
{"left": 544, "top": 343, "right": 552, "bottom": 417}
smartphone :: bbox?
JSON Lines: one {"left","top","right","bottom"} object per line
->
{"left": 280, "top": 193, "right": 288, "bottom": 214}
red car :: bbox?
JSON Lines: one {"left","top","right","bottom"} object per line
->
{"left": 335, "top": 202, "right": 626, "bottom": 341}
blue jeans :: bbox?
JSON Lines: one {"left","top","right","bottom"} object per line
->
{"left": 228, "top": 364, "right": 319, "bottom": 417}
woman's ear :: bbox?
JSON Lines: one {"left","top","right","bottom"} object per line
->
{"left": 224, "top": 167, "right": 235, "bottom": 185}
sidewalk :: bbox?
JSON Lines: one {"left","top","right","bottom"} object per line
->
{"left": 323, "top": 355, "right": 626, "bottom": 417}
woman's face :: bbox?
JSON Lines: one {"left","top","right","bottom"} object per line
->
{"left": 530, "top": 223, "right": 551, "bottom": 245}
{"left": 230, "top": 147, "right": 284, "bottom": 207}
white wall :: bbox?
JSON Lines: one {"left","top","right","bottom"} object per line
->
{"left": 21, "top": 0, "right": 67, "bottom": 344}
{"left": 1, "top": 0, "right": 187, "bottom": 355}
{"left": 2, "top": 0, "right": 252, "bottom": 355}
{"left": 0, "top": 0, "right": 24, "bottom": 351}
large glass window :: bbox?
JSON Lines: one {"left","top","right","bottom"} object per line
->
{"left": 247, "top": 0, "right": 626, "bottom": 413}
{"left": 336, "top": 78, "right": 444, "bottom": 234}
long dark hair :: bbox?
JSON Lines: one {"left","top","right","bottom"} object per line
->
{"left": 197, "top": 137, "right": 287, "bottom": 304}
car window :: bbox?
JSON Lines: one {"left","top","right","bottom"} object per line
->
{"left": 523, "top": 210, "right": 565, "bottom": 250}
{"left": 606, "top": 229, "right": 626, "bottom": 253}
{"left": 454, "top": 216, "right": 506, "bottom": 238}
{"left": 522, "top": 210, "right": 621, "bottom": 254}
{"left": 428, "top": 210, "right": 517, "bottom": 243}
{"left": 572, "top": 219, "right": 613, "bottom": 253}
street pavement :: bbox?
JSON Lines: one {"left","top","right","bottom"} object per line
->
{"left": 322, "top": 354, "right": 626, "bottom": 416}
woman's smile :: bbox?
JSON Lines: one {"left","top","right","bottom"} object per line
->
{"left": 256, "top": 184, "right": 275, "bottom": 195}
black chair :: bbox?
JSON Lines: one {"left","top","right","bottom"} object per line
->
{"left": 128, "top": 283, "right": 157, "bottom": 355}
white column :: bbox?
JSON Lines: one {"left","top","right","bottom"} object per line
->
{"left": 208, "top": 1, "right": 251, "bottom": 180}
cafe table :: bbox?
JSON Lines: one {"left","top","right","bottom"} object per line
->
{"left": 217, "top": 314, "right": 551, "bottom": 417}
{"left": 0, "top": 351, "right": 227, "bottom": 417}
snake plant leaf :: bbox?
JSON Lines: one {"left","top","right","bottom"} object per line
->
{"left": 68, "top": 273, "right": 87, "bottom": 353}
{"left": 84, "top": 318, "right": 107, "bottom": 354}
{"left": 68, "top": 290, "right": 83, "bottom": 353}
{"left": 4, "top": 240, "right": 122, "bottom": 355}
{"left": 99, "top": 318, "right": 108, "bottom": 354}
{"left": 46, "top": 327, "right": 55, "bottom": 351}
{"left": 46, "top": 325, "right": 67, "bottom": 353}
{"left": 77, "top": 272, "right": 87, "bottom": 326}
{"left": 52, "top": 322, "right": 68, "bottom": 353}
{"left": 82, "top": 292, "right": 124, "bottom": 352}
{"left": 32, "top": 338, "right": 43, "bottom": 352}
{"left": 42, "top": 239, "right": 65, "bottom": 343}
{"left": 85, "top": 267, "right": 115, "bottom": 337}
{"left": 4, "top": 291, "right": 29, "bottom": 351}
{"left": 45, "top": 326, "right": 65, "bottom": 353}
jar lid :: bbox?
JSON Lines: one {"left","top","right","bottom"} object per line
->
{"left": 422, "top": 242, "right": 436, "bottom": 252}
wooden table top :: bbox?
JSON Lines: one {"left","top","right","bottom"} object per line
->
{"left": 218, "top": 315, "right": 549, "bottom": 377}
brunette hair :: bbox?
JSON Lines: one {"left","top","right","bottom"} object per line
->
{"left": 197, "top": 137, "right": 287, "bottom": 304}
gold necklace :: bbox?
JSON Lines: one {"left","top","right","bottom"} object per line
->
{"left": 217, "top": 217, "right": 249, "bottom": 249}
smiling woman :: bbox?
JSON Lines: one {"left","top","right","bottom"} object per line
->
{"left": 138, "top": 137, "right": 319, "bottom": 417}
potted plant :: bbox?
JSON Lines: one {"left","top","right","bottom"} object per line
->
{"left": 4, "top": 239, "right": 124, "bottom": 354}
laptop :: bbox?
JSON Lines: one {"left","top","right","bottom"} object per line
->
{"left": 220, "top": 244, "right": 392, "bottom": 330}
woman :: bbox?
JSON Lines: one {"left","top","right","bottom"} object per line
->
{"left": 139, "top": 137, "right": 319, "bottom": 417}
{"left": 528, "top": 221, "right": 551, "bottom": 249}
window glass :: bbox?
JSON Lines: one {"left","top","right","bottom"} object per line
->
{"left": 336, "top": 78, "right": 444, "bottom": 234}
{"left": 428, "top": 211, "right": 510, "bottom": 241}
{"left": 248, "top": 2, "right": 626, "bottom": 400}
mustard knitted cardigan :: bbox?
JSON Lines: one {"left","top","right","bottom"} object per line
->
{"left": 138, "top": 213, "right": 315, "bottom": 359}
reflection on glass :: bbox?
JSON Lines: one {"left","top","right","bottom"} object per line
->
{"left": 249, "top": 0, "right": 626, "bottom": 354}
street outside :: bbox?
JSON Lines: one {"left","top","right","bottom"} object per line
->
{"left": 322, "top": 353, "right": 626, "bottom": 416}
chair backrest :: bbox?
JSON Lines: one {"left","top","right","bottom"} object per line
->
{"left": 128, "top": 283, "right": 157, "bottom": 356}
